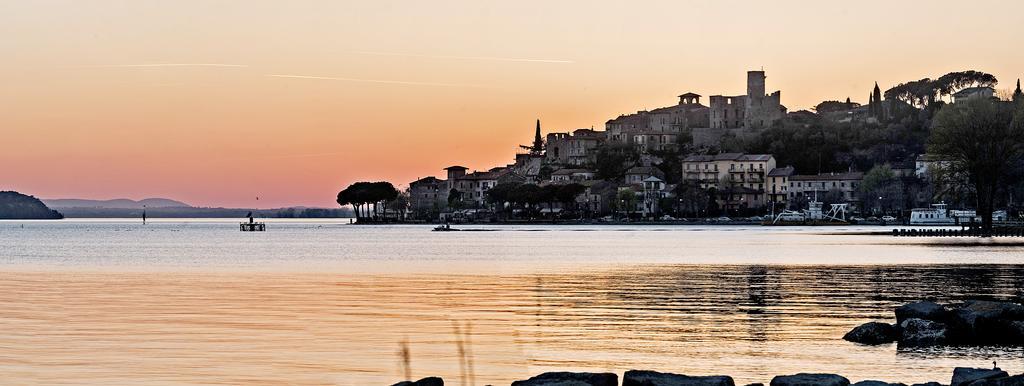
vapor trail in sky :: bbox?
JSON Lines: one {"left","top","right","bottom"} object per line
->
{"left": 70, "top": 64, "right": 249, "bottom": 68}
{"left": 350, "top": 51, "right": 574, "bottom": 64}
{"left": 266, "top": 74, "right": 485, "bottom": 88}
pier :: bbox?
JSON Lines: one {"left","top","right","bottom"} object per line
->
{"left": 892, "top": 225, "right": 1024, "bottom": 237}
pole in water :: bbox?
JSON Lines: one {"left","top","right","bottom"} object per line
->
{"left": 142, "top": 206, "right": 147, "bottom": 225}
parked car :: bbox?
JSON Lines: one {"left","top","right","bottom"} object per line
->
{"left": 715, "top": 216, "right": 732, "bottom": 222}
{"left": 660, "top": 215, "right": 676, "bottom": 221}
{"left": 866, "top": 216, "right": 879, "bottom": 221}
{"left": 881, "top": 215, "right": 897, "bottom": 222}
{"left": 851, "top": 217, "right": 866, "bottom": 222}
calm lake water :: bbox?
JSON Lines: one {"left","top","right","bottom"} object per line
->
{"left": 2, "top": 219, "right": 1024, "bottom": 385}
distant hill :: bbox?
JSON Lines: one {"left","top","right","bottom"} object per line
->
{"left": 54, "top": 206, "right": 353, "bottom": 218}
{"left": 0, "top": 191, "right": 64, "bottom": 219}
{"left": 43, "top": 197, "right": 191, "bottom": 209}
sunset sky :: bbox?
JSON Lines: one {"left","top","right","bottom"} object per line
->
{"left": 2, "top": 0, "right": 1023, "bottom": 208}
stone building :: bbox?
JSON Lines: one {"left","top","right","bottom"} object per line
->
{"left": 550, "top": 168, "right": 595, "bottom": 184}
{"left": 682, "top": 153, "right": 777, "bottom": 211}
{"left": 647, "top": 93, "right": 710, "bottom": 133}
{"left": 709, "top": 71, "right": 786, "bottom": 130}
{"left": 952, "top": 87, "right": 995, "bottom": 104}
{"left": 606, "top": 92, "right": 709, "bottom": 146}
{"left": 408, "top": 176, "right": 445, "bottom": 218}
{"left": 624, "top": 166, "right": 666, "bottom": 185}
{"left": 545, "top": 128, "right": 603, "bottom": 166}
{"left": 767, "top": 166, "right": 795, "bottom": 205}
{"left": 788, "top": 172, "right": 864, "bottom": 206}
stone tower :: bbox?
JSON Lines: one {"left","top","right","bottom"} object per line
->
{"left": 746, "top": 71, "right": 766, "bottom": 107}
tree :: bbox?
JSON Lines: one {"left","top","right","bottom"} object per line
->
{"left": 594, "top": 143, "right": 639, "bottom": 181}
{"left": 539, "top": 184, "right": 561, "bottom": 218}
{"left": 617, "top": 188, "right": 637, "bottom": 220}
{"left": 337, "top": 181, "right": 399, "bottom": 222}
{"left": 485, "top": 182, "right": 520, "bottom": 218}
{"left": 673, "top": 181, "right": 709, "bottom": 217}
{"left": 930, "top": 98, "right": 1024, "bottom": 234}
{"left": 556, "top": 183, "right": 586, "bottom": 216}
{"left": 814, "top": 99, "right": 860, "bottom": 114}
{"left": 447, "top": 188, "right": 464, "bottom": 211}
{"left": 859, "top": 164, "right": 898, "bottom": 215}
{"left": 388, "top": 190, "right": 410, "bottom": 221}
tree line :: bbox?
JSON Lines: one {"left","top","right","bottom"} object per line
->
{"left": 481, "top": 182, "right": 586, "bottom": 220}
{"left": 336, "top": 181, "right": 407, "bottom": 221}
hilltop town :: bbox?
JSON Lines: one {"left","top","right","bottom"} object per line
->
{"left": 364, "top": 70, "right": 1024, "bottom": 223}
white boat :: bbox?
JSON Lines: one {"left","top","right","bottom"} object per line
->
{"left": 909, "top": 203, "right": 955, "bottom": 225}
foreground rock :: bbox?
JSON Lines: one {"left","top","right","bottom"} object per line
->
{"left": 851, "top": 381, "right": 907, "bottom": 386}
{"left": 623, "top": 370, "right": 734, "bottom": 386}
{"left": 898, "top": 318, "right": 949, "bottom": 346}
{"left": 950, "top": 301, "right": 1024, "bottom": 343}
{"left": 963, "top": 374, "right": 1024, "bottom": 385}
{"left": 391, "top": 377, "right": 444, "bottom": 386}
{"left": 511, "top": 372, "right": 618, "bottom": 386}
{"left": 845, "top": 300, "right": 1024, "bottom": 346}
{"left": 951, "top": 367, "right": 1010, "bottom": 386}
{"left": 896, "top": 301, "right": 948, "bottom": 324}
{"left": 770, "top": 373, "right": 850, "bottom": 386}
{"left": 844, "top": 322, "right": 898, "bottom": 345}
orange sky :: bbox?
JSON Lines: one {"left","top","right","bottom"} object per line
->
{"left": 2, "top": 1, "right": 1023, "bottom": 208}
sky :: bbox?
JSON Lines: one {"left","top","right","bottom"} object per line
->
{"left": 2, "top": 0, "right": 1023, "bottom": 208}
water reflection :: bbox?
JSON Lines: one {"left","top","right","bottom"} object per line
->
{"left": 3, "top": 264, "right": 1022, "bottom": 385}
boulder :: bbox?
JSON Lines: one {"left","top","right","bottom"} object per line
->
{"left": 623, "top": 370, "right": 735, "bottom": 386}
{"left": 844, "top": 322, "right": 898, "bottom": 345}
{"left": 965, "top": 373, "right": 1024, "bottom": 385}
{"left": 951, "top": 367, "right": 1009, "bottom": 386}
{"left": 1004, "top": 320, "right": 1024, "bottom": 343}
{"left": 770, "top": 373, "right": 850, "bottom": 386}
{"left": 909, "top": 383, "right": 944, "bottom": 386}
{"left": 511, "top": 372, "right": 618, "bottom": 386}
{"left": 896, "top": 301, "right": 948, "bottom": 324}
{"left": 899, "top": 318, "right": 948, "bottom": 346}
{"left": 744, "top": 384, "right": 765, "bottom": 386}
{"left": 852, "top": 381, "right": 907, "bottom": 386}
{"left": 950, "top": 301, "right": 1024, "bottom": 341}
{"left": 392, "top": 377, "right": 444, "bottom": 386}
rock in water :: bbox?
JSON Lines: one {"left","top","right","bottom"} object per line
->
{"left": 770, "top": 373, "right": 850, "bottom": 386}
{"left": 843, "top": 322, "right": 898, "bottom": 345}
{"left": 950, "top": 301, "right": 1024, "bottom": 341}
{"left": 511, "top": 372, "right": 618, "bottom": 386}
{"left": 1005, "top": 320, "right": 1024, "bottom": 343}
{"left": 895, "top": 301, "right": 948, "bottom": 324}
{"left": 391, "top": 377, "right": 444, "bottom": 386}
{"left": 623, "top": 370, "right": 735, "bottom": 386}
{"left": 898, "top": 318, "right": 948, "bottom": 346}
{"left": 851, "top": 381, "right": 907, "bottom": 386}
{"left": 950, "top": 367, "right": 1009, "bottom": 386}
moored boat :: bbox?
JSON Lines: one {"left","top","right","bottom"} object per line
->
{"left": 909, "top": 203, "right": 955, "bottom": 225}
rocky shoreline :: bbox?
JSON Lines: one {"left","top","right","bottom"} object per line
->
{"left": 393, "top": 366, "right": 1023, "bottom": 386}
{"left": 391, "top": 300, "right": 1024, "bottom": 386}
{"left": 844, "top": 300, "right": 1024, "bottom": 346}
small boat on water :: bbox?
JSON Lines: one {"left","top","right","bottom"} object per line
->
{"left": 433, "top": 224, "right": 458, "bottom": 232}
{"left": 909, "top": 203, "right": 955, "bottom": 225}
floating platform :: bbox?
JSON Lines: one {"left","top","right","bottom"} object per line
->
{"left": 240, "top": 222, "right": 266, "bottom": 232}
